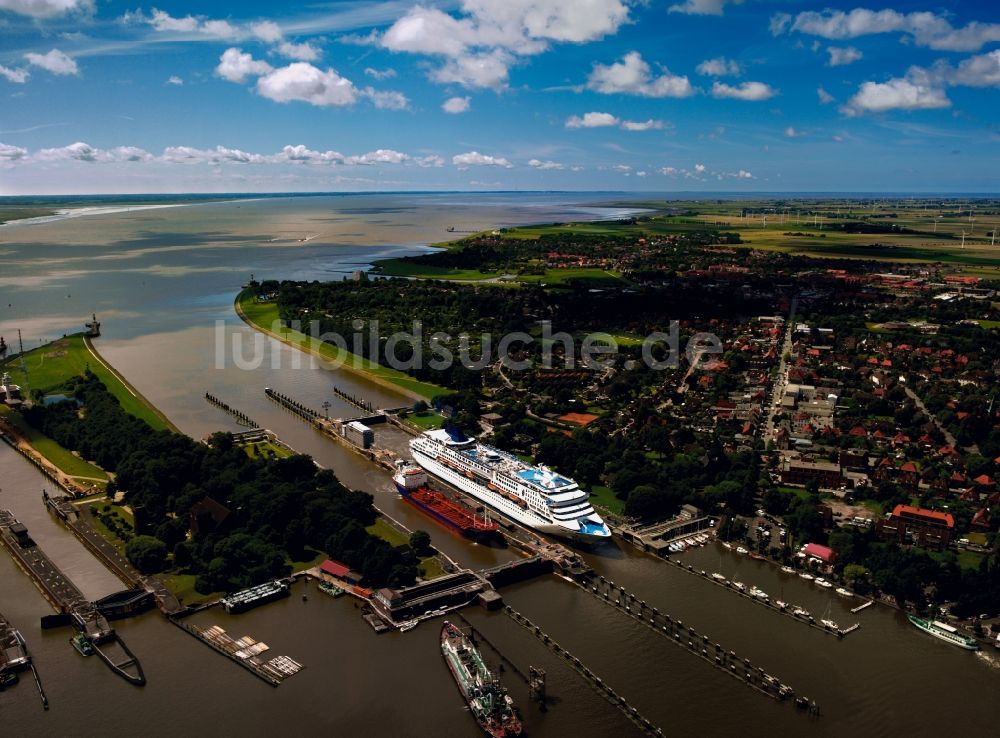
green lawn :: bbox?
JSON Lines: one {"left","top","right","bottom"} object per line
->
{"left": 406, "top": 411, "right": 446, "bottom": 430}
{"left": 418, "top": 557, "right": 447, "bottom": 580}
{"left": 242, "top": 440, "right": 293, "bottom": 460}
{"left": 289, "top": 548, "right": 326, "bottom": 573}
{"left": 163, "top": 573, "right": 222, "bottom": 605}
{"left": 0, "top": 333, "right": 175, "bottom": 431}
{"left": 238, "top": 293, "right": 446, "bottom": 400}
{"left": 958, "top": 550, "right": 985, "bottom": 571}
{"left": 372, "top": 258, "right": 500, "bottom": 281}
{"left": 588, "top": 484, "right": 625, "bottom": 515}
{"left": 366, "top": 517, "right": 411, "bottom": 548}
{"left": 0, "top": 405, "right": 109, "bottom": 481}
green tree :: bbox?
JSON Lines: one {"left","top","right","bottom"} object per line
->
{"left": 125, "top": 535, "right": 167, "bottom": 574}
{"left": 409, "top": 530, "right": 432, "bottom": 556}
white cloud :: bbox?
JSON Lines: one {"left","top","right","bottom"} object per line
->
{"left": 364, "top": 67, "right": 396, "bottom": 81}
{"left": 148, "top": 9, "right": 197, "bottom": 33}
{"left": 696, "top": 56, "right": 741, "bottom": 76}
{"left": 36, "top": 141, "right": 107, "bottom": 162}
{"left": 249, "top": 20, "right": 283, "bottom": 44}
{"left": 452, "top": 151, "right": 512, "bottom": 168}
{"left": 378, "top": 0, "right": 631, "bottom": 89}
{"left": 166, "top": 75, "right": 183, "bottom": 85}
{"left": 775, "top": 8, "right": 1000, "bottom": 52}
{"left": 414, "top": 155, "right": 444, "bottom": 167}
{"left": 612, "top": 164, "right": 631, "bottom": 173}
{"left": 109, "top": 145, "right": 152, "bottom": 162}
{"left": 24, "top": 48, "right": 78, "bottom": 75}
{"left": 733, "top": 169, "right": 753, "bottom": 179}
{"left": 344, "top": 149, "right": 410, "bottom": 166}
{"left": 939, "top": 49, "right": 1000, "bottom": 88}
{"left": 216, "top": 48, "right": 273, "bottom": 84}
{"left": 528, "top": 158, "right": 563, "bottom": 170}
{"left": 817, "top": 87, "right": 835, "bottom": 104}
{"left": 256, "top": 62, "right": 357, "bottom": 107}
{"left": 711, "top": 80, "right": 776, "bottom": 101}
{"left": 827, "top": 46, "right": 862, "bottom": 67}
{"left": 429, "top": 49, "right": 512, "bottom": 90}
{"left": 273, "top": 144, "right": 343, "bottom": 164}
{"left": 784, "top": 126, "right": 800, "bottom": 138}
{"left": 362, "top": 86, "right": 409, "bottom": 110}
{"left": 565, "top": 111, "right": 619, "bottom": 128}
{"left": 161, "top": 145, "right": 264, "bottom": 164}
{"left": 442, "top": 96, "right": 471, "bottom": 113}
{"left": 0, "top": 142, "right": 28, "bottom": 161}
{"left": 0, "top": 65, "right": 29, "bottom": 83}
{"left": 668, "top": 0, "right": 741, "bottom": 16}
{"left": 277, "top": 41, "right": 320, "bottom": 62}
{"left": 587, "top": 51, "right": 694, "bottom": 97}
{"left": 0, "top": 0, "right": 91, "bottom": 18}
{"left": 694, "top": 163, "right": 706, "bottom": 173}
{"left": 620, "top": 118, "right": 665, "bottom": 131}
{"left": 843, "top": 76, "right": 950, "bottom": 115}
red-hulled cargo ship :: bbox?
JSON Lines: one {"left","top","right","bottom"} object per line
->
{"left": 393, "top": 463, "right": 500, "bottom": 542}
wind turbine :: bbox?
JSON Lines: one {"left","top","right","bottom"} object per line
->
{"left": 961, "top": 231, "right": 967, "bottom": 249}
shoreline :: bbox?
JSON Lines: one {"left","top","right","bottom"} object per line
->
{"left": 233, "top": 291, "right": 442, "bottom": 403}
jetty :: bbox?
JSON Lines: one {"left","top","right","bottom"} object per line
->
{"left": 204, "top": 392, "right": 258, "bottom": 428}
{"left": 170, "top": 620, "right": 302, "bottom": 687}
{"left": 851, "top": 600, "right": 875, "bottom": 614}
{"left": 0, "top": 509, "right": 146, "bottom": 686}
{"left": 1, "top": 611, "right": 49, "bottom": 709}
{"left": 579, "top": 573, "right": 819, "bottom": 714}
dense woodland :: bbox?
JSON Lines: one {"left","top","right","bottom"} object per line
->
{"left": 24, "top": 374, "right": 419, "bottom": 592}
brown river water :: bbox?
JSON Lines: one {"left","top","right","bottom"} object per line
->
{"left": 1, "top": 194, "right": 998, "bottom": 737}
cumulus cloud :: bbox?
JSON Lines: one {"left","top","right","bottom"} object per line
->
{"left": 0, "top": 0, "right": 91, "bottom": 18}
{"left": 565, "top": 111, "right": 619, "bottom": 128}
{"left": 711, "top": 80, "right": 776, "bottom": 101}
{"left": 620, "top": 118, "right": 665, "bottom": 131}
{"left": 364, "top": 67, "right": 396, "bottom": 81}
{"left": 0, "top": 64, "right": 29, "bottom": 83}
{"left": 817, "top": 87, "right": 835, "bottom": 104}
{"left": 414, "top": 155, "right": 445, "bottom": 167}
{"left": 362, "top": 87, "right": 409, "bottom": 110}
{"left": 843, "top": 76, "right": 950, "bottom": 115}
{"left": 827, "top": 46, "right": 862, "bottom": 67}
{"left": 216, "top": 48, "right": 273, "bottom": 84}
{"left": 24, "top": 48, "right": 78, "bottom": 75}
{"left": 277, "top": 41, "right": 320, "bottom": 62}
{"left": 696, "top": 56, "right": 741, "bottom": 77}
{"left": 668, "top": 0, "right": 741, "bottom": 16}
{"left": 249, "top": 20, "right": 283, "bottom": 44}
{"left": 377, "top": 0, "right": 631, "bottom": 89}
{"left": 109, "top": 145, "right": 152, "bottom": 161}
{"left": 344, "top": 149, "right": 410, "bottom": 166}
{"left": 161, "top": 145, "right": 265, "bottom": 164}
{"left": 784, "top": 126, "right": 801, "bottom": 138}
{"left": 452, "top": 151, "right": 512, "bottom": 168}
{"left": 0, "top": 142, "right": 29, "bottom": 161}
{"left": 429, "top": 49, "right": 512, "bottom": 90}
{"left": 273, "top": 144, "right": 343, "bottom": 164}
{"left": 442, "top": 96, "right": 471, "bottom": 113}
{"left": 587, "top": 51, "right": 694, "bottom": 97}
{"left": 528, "top": 158, "right": 564, "bottom": 170}
{"left": 36, "top": 141, "right": 107, "bottom": 162}
{"left": 936, "top": 49, "right": 1000, "bottom": 88}
{"left": 166, "top": 75, "right": 183, "bottom": 85}
{"left": 256, "top": 62, "right": 357, "bottom": 107}
{"left": 774, "top": 8, "right": 1000, "bottom": 52}
{"left": 694, "top": 163, "right": 706, "bottom": 173}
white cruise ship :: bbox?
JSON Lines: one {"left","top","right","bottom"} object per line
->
{"left": 410, "top": 429, "right": 611, "bottom": 543}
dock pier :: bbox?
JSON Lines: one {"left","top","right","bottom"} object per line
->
{"left": 204, "top": 392, "right": 258, "bottom": 428}
{"left": 660, "top": 554, "right": 857, "bottom": 639}
{"left": 168, "top": 619, "right": 302, "bottom": 686}
{"left": 503, "top": 606, "right": 666, "bottom": 737}
{"left": 580, "top": 573, "right": 819, "bottom": 714}
{"left": 851, "top": 600, "right": 875, "bottom": 614}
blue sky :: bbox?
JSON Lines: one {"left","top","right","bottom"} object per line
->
{"left": 1, "top": 0, "right": 998, "bottom": 194}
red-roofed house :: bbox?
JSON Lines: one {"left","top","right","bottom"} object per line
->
{"left": 877, "top": 504, "right": 955, "bottom": 550}
{"left": 800, "top": 543, "right": 835, "bottom": 563}
{"left": 320, "top": 559, "right": 363, "bottom": 585}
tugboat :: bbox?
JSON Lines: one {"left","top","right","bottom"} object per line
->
{"left": 441, "top": 621, "right": 522, "bottom": 737}
{"left": 318, "top": 581, "right": 345, "bottom": 598}
{"left": 70, "top": 632, "right": 94, "bottom": 656}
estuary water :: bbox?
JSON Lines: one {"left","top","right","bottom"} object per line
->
{"left": 1, "top": 193, "right": 999, "bottom": 737}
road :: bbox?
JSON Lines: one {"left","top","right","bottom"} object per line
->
{"left": 762, "top": 297, "right": 798, "bottom": 442}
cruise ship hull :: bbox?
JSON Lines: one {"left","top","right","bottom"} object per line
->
{"left": 412, "top": 448, "right": 609, "bottom": 544}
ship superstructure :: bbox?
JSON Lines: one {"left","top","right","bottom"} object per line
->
{"left": 410, "top": 429, "right": 610, "bottom": 543}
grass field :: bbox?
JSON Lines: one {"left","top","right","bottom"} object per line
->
{"left": 366, "top": 517, "right": 411, "bottom": 547}
{"left": 238, "top": 293, "right": 446, "bottom": 400}
{"left": 163, "top": 573, "right": 222, "bottom": 605}
{"left": 406, "top": 411, "right": 446, "bottom": 430}
{"left": 242, "top": 439, "right": 293, "bottom": 460}
{"left": 0, "top": 333, "right": 175, "bottom": 431}
{"left": 0, "top": 405, "right": 109, "bottom": 481}
{"left": 588, "top": 484, "right": 625, "bottom": 515}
